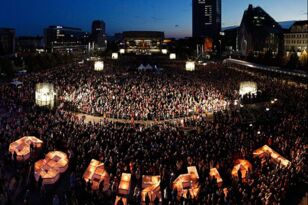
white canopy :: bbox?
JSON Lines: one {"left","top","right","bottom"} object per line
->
{"left": 137, "top": 64, "right": 146, "bottom": 70}
{"left": 145, "top": 64, "right": 153, "bottom": 70}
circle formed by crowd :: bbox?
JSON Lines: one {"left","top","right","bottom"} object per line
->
{"left": 0, "top": 61, "right": 307, "bottom": 205}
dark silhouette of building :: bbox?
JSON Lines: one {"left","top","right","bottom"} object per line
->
{"left": 0, "top": 28, "right": 15, "bottom": 56}
{"left": 44, "top": 26, "right": 89, "bottom": 53}
{"left": 237, "top": 4, "right": 283, "bottom": 56}
{"left": 16, "top": 36, "right": 44, "bottom": 52}
{"left": 221, "top": 26, "right": 239, "bottom": 55}
{"left": 91, "top": 20, "right": 107, "bottom": 51}
{"left": 192, "top": 0, "right": 221, "bottom": 41}
{"left": 92, "top": 20, "right": 105, "bottom": 34}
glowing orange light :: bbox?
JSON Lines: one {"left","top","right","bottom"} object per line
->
{"left": 173, "top": 166, "right": 200, "bottom": 199}
{"left": 34, "top": 151, "right": 69, "bottom": 185}
{"left": 83, "top": 159, "right": 110, "bottom": 190}
{"left": 141, "top": 175, "right": 162, "bottom": 202}
{"left": 231, "top": 159, "right": 252, "bottom": 183}
{"left": 253, "top": 145, "right": 291, "bottom": 168}
{"left": 118, "top": 173, "right": 131, "bottom": 195}
{"left": 9, "top": 136, "right": 43, "bottom": 161}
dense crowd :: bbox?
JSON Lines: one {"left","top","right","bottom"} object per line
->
{"left": 58, "top": 66, "right": 231, "bottom": 120}
{"left": 0, "top": 62, "right": 307, "bottom": 205}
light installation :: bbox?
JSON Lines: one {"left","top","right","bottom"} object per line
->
{"left": 239, "top": 81, "right": 257, "bottom": 96}
{"left": 185, "top": 61, "right": 196, "bottom": 71}
{"left": 35, "top": 83, "right": 56, "bottom": 108}
{"left": 94, "top": 61, "right": 104, "bottom": 71}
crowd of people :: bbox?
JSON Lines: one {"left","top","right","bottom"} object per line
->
{"left": 58, "top": 65, "right": 231, "bottom": 120}
{"left": 0, "top": 62, "right": 307, "bottom": 205}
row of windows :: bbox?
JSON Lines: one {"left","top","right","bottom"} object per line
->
{"left": 284, "top": 33, "right": 308, "bottom": 38}
{"left": 285, "top": 46, "right": 307, "bottom": 51}
{"left": 285, "top": 40, "right": 308, "bottom": 45}
{"left": 290, "top": 26, "right": 308, "bottom": 33}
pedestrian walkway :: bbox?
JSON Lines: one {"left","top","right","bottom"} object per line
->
{"left": 73, "top": 112, "right": 213, "bottom": 126}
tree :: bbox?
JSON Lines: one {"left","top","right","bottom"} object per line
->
{"left": 287, "top": 51, "right": 299, "bottom": 69}
{"left": 263, "top": 49, "right": 274, "bottom": 66}
{"left": 299, "top": 50, "right": 308, "bottom": 69}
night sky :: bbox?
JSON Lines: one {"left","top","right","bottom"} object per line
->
{"left": 1, "top": 0, "right": 307, "bottom": 38}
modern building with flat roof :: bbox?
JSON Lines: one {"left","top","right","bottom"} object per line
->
{"left": 44, "top": 26, "right": 89, "bottom": 53}
{"left": 122, "top": 31, "right": 165, "bottom": 55}
{"left": 192, "top": 0, "right": 221, "bottom": 41}
{"left": 0, "top": 28, "right": 15, "bottom": 56}
{"left": 91, "top": 20, "right": 107, "bottom": 51}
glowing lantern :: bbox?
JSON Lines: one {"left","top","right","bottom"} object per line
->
{"left": 209, "top": 168, "right": 223, "bottom": 186}
{"left": 9, "top": 136, "right": 43, "bottom": 161}
{"left": 34, "top": 151, "right": 69, "bottom": 185}
{"left": 94, "top": 61, "right": 104, "bottom": 71}
{"left": 119, "top": 49, "right": 125, "bottom": 54}
{"left": 161, "top": 49, "right": 168, "bottom": 54}
{"left": 173, "top": 166, "right": 200, "bottom": 199}
{"left": 253, "top": 145, "right": 291, "bottom": 168}
{"left": 239, "top": 81, "right": 257, "bottom": 96}
{"left": 35, "top": 83, "right": 56, "bottom": 108}
{"left": 169, "top": 53, "right": 176, "bottom": 60}
{"left": 118, "top": 173, "right": 131, "bottom": 195}
{"left": 185, "top": 61, "right": 195, "bottom": 71}
{"left": 141, "top": 175, "right": 162, "bottom": 203}
{"left": 231, "top": 159, "right": 252, "bottom": 183}
{"left": 83, "top": 159, "right": 110, "bottom": 190}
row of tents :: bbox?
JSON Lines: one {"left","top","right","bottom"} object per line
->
{"left": 137, "top": 64, "right": 161, "bottom": 71}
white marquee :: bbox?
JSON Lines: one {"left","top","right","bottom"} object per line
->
{"left": 239, "top": 81, "right": 257, "bottom": 96}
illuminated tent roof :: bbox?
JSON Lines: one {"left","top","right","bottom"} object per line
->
{"left": 137, "top": 64, "right": 145, "bottom": 70}
{"left": 145, "top": 64, "right": 153, "bottom": 70}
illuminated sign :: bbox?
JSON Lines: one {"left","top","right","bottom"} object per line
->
{"left": 9, "top": 136, "right": 43, "bottom": 161}
{"left": 34, "top": 151, "right": 69, "bottom": 185}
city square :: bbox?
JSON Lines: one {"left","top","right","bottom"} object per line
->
{"left": 0, "top": 0, "right": 307, "bottom": 205}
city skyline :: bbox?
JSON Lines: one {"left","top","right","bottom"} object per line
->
{"left": 0, "top": 0, "right": 307, "bottom": 38}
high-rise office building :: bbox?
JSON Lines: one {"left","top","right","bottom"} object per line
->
{"left": 0, "top": 28, "right": 15, "bottom": 56}
{"left": 192, "top": 0, "right": 221, "bottom": 40}
{"left": 92, "top": 20, "right": 105, "bottom": 35}
{"left": 44, "top": 26, "right": 89, "bottom": 53}
{"left": 91, "top": 20, "right": 107, "bottom": 51}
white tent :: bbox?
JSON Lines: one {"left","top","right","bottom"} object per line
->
{"left": 145, "top": 64, "right": 153, "bottom": 70}
{"left": 137, "top": 64, "right": 146, "bottom": 70}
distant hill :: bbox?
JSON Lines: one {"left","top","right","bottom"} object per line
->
{"left": 222, "top": 20, "right": 296, "bottom": 31}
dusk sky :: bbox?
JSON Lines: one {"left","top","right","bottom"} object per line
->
{"left": 1, "top": 0, "right": 307, "bottom": 38}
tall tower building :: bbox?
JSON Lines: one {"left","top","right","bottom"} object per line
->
{"left": 91, "top": 20, "right": 107, "bottom": 51}
{"left": 192, "top": 0, "right": 221, "bottom": 40}
{"left": 92, "top": 20, "right": 106, "bottom": 35}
